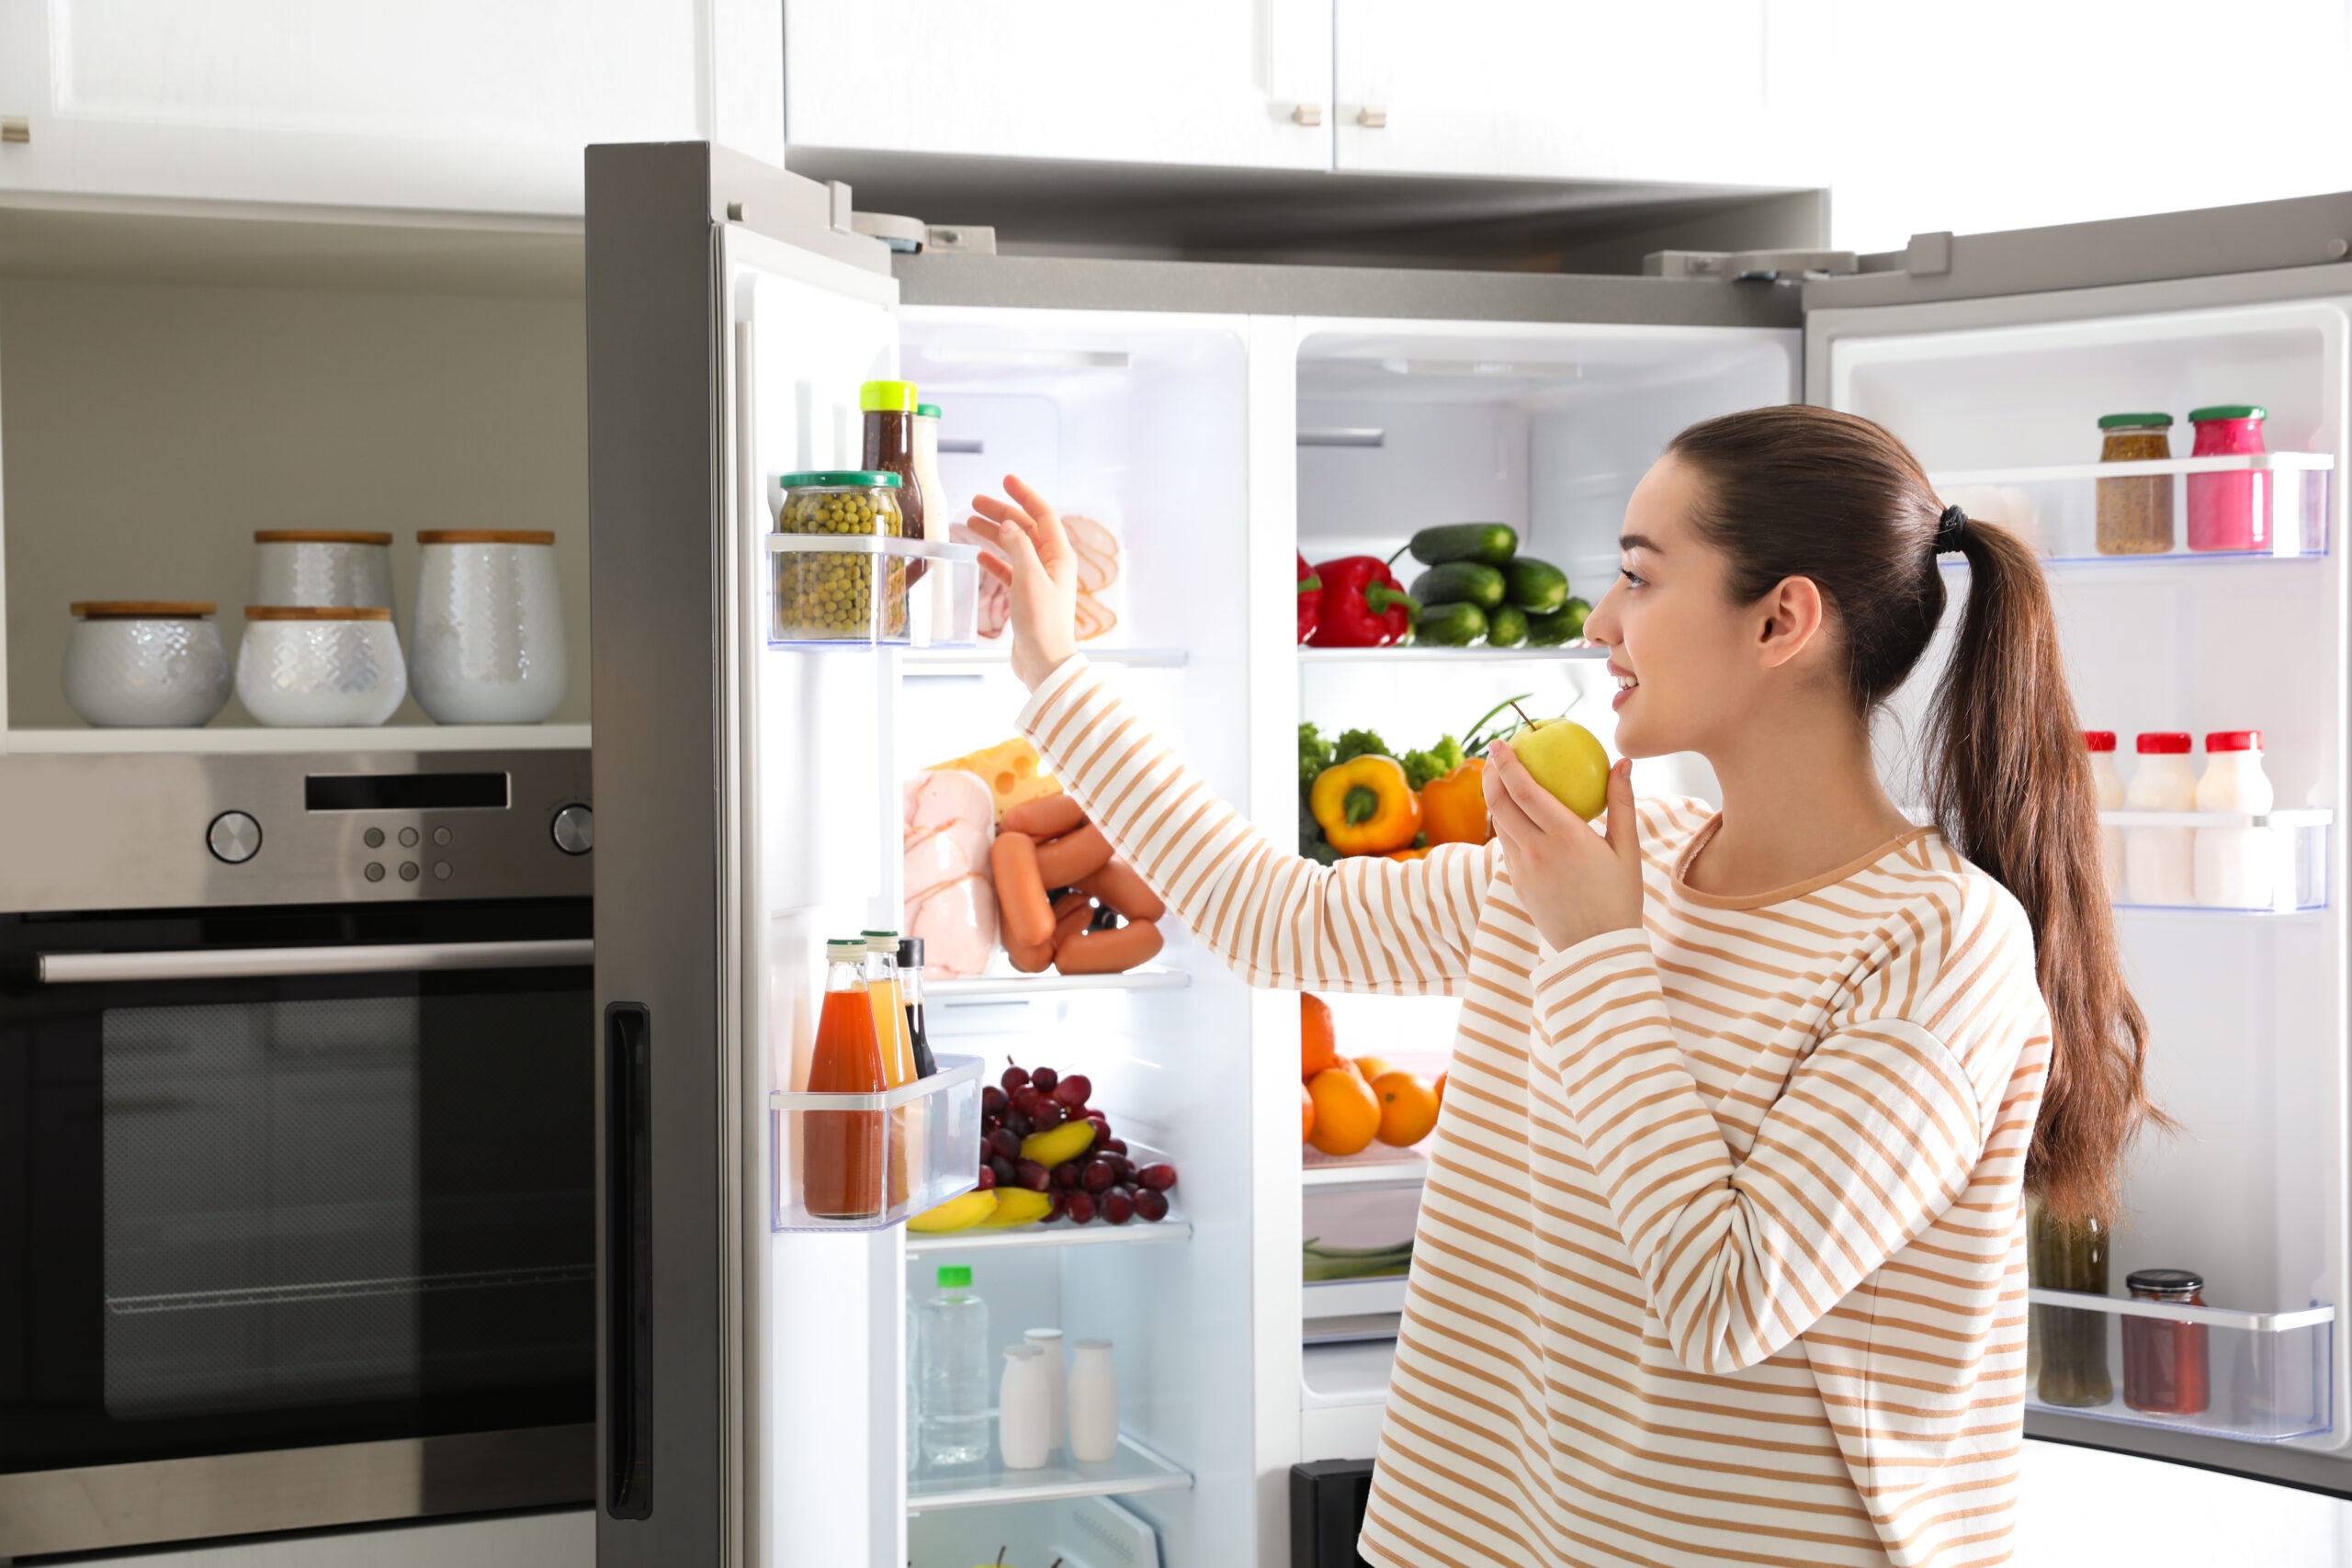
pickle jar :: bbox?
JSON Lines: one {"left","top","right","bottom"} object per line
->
{"left": 773, "top": 470, "right": 908, "bottom": 642}
{"left": 2096, "top": 412, "right": 2175, "bottom": 556}
{"left": 2029, "top": 1207, "right": 2113, "bottom": 1407}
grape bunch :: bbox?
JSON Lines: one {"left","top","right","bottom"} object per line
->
{"left": 978, "top": 1064, "right": 1178, "bottom": 1225}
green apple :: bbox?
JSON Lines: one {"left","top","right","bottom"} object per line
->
{"left": 1504, "top": 718, "right": 1611, "bottom": 821}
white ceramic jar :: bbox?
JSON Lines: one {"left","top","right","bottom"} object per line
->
{"left": 2124, "top": 733, "right": 2198, "bottom": 906}
{"left": 236, "top": 607, "right": 407, "bottom": 728}
{"left": 409, "top": 529, "right": 568, "bottom": 724}
{"left": 62, "top": 602, "right": 232, "bottom": 728}
{"left": 1068, "top": 1338, "right": 1118, "bottom": 1463}
{"left": 250, "top": 530, "right": 395, "bottom": 611}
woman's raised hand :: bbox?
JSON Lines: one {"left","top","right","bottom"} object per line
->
{"left": 965, "top": 475, "right": 1079, "bottom": 691}
{"left": 1485, "top": 746, "right": 1645, "bottom": 952}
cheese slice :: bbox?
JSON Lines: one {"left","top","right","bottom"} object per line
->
{"left": 923, "top": 736, "right": 1061, "bottom": 821}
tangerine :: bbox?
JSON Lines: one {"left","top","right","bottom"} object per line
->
{"left": 1372, "top": 1070, "right": 1440, "bottom": 1146}
{"left": 1432, "top": 1071, "right": 1447, "bottom": 1109}
{"left": 1301, "top": 992, "right": 1342, "bottom": 1081}
{"left": 1352, "top": 1055, "right": 1394, "bottom": 1083}
{"left": 1300, "top": 1080, "right": 1316, "bottom": 1143}
{"left": 1306, "top": 1066, "right": 1381, "bottom": 1156}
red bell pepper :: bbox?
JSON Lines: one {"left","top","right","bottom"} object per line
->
{"left": 1307, "top": 557, "right": 1418, "bottom": 648}
{"left": 1296, "top": 554, "right": 1322, "bottom": 644}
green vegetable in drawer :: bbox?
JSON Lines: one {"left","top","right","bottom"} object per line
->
{"left": 1404, "top": 523, "right": 1518, "bottom": 568}
{"left": 1502, "top": 557, "right": 1568, "bottom": 614}
{"left": 1415, "top": 602, "right": 1487, "bottom": 647}
{"left": 1408, "top": 562, "right": 1506, "bottom": 612}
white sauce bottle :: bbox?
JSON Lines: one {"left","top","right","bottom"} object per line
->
{"left": 2085, "top": 731, "right": 2125, "bottom": 899}
{"left": 2125, "top": 733, "right": 2197, "bottom": 906}
{"left": 2195, "top": 729, "right": 2276, "bottom": 908}
{"left": 1068, "top": 1337, "right": 1120, "bottom": 1463}
{"left": 998, "top": 1343, "right": 1050, "bottom": 1470}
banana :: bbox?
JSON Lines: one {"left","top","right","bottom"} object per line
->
{"left": 1019, "top": 1120, "right": 1096, "bottom": 1169}
{"left": 907, "top": 1189, "right": 1000, "bottom": 1234}
{"left": 976, "top": 1188, "right": 1053, "bottom": 1228}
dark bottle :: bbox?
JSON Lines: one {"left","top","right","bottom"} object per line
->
{"left": 2123, "top": 1268, "right": 2209, "bottom": 1416}
{"left": 2029, "top": 1207, "right": 2112, "bottom": 1407}
{"left": 898, "top": 936, "right": 938, "bottom": 1079}
{"left": 859, "top": 379, "right": 924, "bottom": 540}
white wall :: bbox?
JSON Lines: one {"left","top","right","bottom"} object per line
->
{"left": 1778, "top": 0, "right": 2352, "bottom": 254}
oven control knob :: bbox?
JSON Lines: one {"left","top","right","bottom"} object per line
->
{"left": 208, "top": 810, "right": 263, "bottom": 864}
{"left": 551, "top": 804, "right": 594, "bottom": 856}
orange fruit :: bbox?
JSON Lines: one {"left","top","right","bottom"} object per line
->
{"left": 1352, "top": 1055, "right": 1393, "bottom": 1083}
{"left": 1301, "top": 1081, "right": 1316, "bottom": 1143}
{"left": 1432, "top": 1071, "right": 1447, "bottom": 1109}
{"left": 1372, "top": 1071, "right": 1440, "bottom": 1147}
{"left": 1301, "top": 993, "right": 1342, "bottom": 1081}
{"left": 1306, "top": 1066, "right": 1381, "bottom": 1156}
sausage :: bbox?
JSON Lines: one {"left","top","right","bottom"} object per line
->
{"left": 1053, "top": 918, "right": 1164, "bottom": 975}
{"left": 1000, "top": 793, "right": 1086, "bottom": 840}
{"left": 989, "top": 830, "right": 1055, "bottom": 949}
{"left": 1050, "top": 897, "right": 1097, "bottom": 949}
{"left": 1076, "top": 857, "right": 1166, "bottom": 922}
{"left": 1034, "top": 823, "right": 1114, "bottom": 886}
{"left": 1051, "top": 889, "right": 1095, "bottom": 924}
{"left": 1006, "top": 929, "right": 1057, "bottom": 973}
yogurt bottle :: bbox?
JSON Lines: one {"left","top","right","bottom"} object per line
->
{"left": 2086, "top": 731, "right": 2125, "bottom": 900}
{"left": 2125, "top": 733, "right": 2197, "bottom": 906}
{"left": 2195, "top": 730, "right": 2276, "bottom": 908}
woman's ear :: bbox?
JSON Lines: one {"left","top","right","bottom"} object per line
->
{"left": 1755, "top": 575, "right": 1827, "bottom": 670}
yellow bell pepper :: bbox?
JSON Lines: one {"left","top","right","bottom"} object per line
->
{"left": 1420, "top": 759, "right": 1490, "bottom": 846}
{"left": 1310, "top": 755, "right": 1421, "bottom": 856}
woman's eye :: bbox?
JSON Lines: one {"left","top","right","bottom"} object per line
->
{"left": 1617, "top": 566, "right": 1644, "bottom": 589}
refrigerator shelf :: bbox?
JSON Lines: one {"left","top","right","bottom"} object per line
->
{"left": 768, "top": 1055, "right": 986, "bottom": 1232}
{"left": 2099, "top": 808, "right": 2332, "bottom": 829}
{"left": 1305, "top": 1277, "right": 1409, "bottom": 1319}
{"left": 2026, "top": 1288, "right": 2334, "bottom": 1443}
{"left": 903, "top": 647, "right": 1192, "bottom": 670}
{"left": 2103, "top": 811, "right": 2328, "bottom": 914}
{"left": 1296, "top": 645, "right": 1609, "bottom": 664}
{"left": 905, "top": 1431, "right": 1193, "bottom": 1514}
{"left": 906, "top": 1214, "right": 1193, "bottom": 1254}
{"left": 1929, "top": 452, "right": 2335, "bottom": 487}
{"left": 930, "top": 966, "right": 1192, "bottom": 1000}
{"left": 1303, "top": 1152, "right": 1430, "bottom": 1190}
{"left": 1928, "top": 452, "right": 2332, "bottom": 561}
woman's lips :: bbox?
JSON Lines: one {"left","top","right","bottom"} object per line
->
{"left": 1609, "top": 661, "right": 1637, "bottom": 711}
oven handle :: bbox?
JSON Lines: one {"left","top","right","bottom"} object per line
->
{"left": 37, "top": 938, "right": 594, "bottom": 985}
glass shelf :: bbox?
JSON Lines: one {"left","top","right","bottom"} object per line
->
{"left": 1296, "top": 645, "right": 1608, "bottom": 664}
{"left": 769, "top": 1055, "right": 984, "bottom": 1232}
{"left": 2026, "top": 1288, "right": 2334, "bottom": 1443}
{"left": 906, "top": 1431, "right": 1193, "bottom": 1514}
{"left": 930, "top": 966, "right": 1191, "bottom": 1000}
{"left": 1928, "top": 451, "right": 2331, "bottom": 562}
{"left": 1303, "top": 1150, "right": 1429, "bottom": 1190}
{"left": 907, "top": 1214, "right": 1193, "bottom": 1255}
{"left": 904, "top": 646, "right": 1191, "bottom": 670}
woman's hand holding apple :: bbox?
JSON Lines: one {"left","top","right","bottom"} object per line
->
{"left": 1485, "top": 743, "right": 1645, "bottom": 953}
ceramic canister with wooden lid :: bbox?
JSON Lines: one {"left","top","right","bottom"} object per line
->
{"left": 409, "top": 530, "right": 567, "bottom": 724}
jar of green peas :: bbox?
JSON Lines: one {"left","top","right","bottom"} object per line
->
{"left": 773, "top": 471, "right": 908, "bottom": 642}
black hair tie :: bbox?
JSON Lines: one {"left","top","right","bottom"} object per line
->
{"left": 1934, "top": 504, "right": 1970, "bottom": 555}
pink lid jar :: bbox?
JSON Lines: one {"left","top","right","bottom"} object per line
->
{"left": 2187, "top": 404, "right": 2268, "bottom": 552}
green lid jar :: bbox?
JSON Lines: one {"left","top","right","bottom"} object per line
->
{"left": 775, "top": 471, "right": 908, "bottom": 641}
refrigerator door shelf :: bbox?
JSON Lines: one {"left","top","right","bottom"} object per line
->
{"left": 906, "top": 1430, "right": 1192, "bottom": 1515}
{"left": 929, "top": 966, "right": 1192, "bottom": 1000}
{"left": 765, "top": 535, "right": 984, "bottom": 649}
{"left": 2026, "top": 1288, "right": 2335, "bottom": 1444}
{"left": 2105, "top": 816, "right": 2328, "bottom": 916}
{"left": 767, "top": 1054, "right": 985, "bottom": 1231}
{"left": 1926, "top": 453, "right": 2333, "bottom": 563}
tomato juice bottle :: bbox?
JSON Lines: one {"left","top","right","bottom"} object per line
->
{"left": 802, "top": 938, "right": 888, "bottom": 1220}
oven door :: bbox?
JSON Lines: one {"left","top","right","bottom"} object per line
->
{"left": 0, "top": 898, "right": 594, "bottom": 1558}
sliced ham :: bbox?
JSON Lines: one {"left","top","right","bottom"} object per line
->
{"left": 902, "top": 768, "right": 999, "bottom": 977}
{"left": 952, "top": 520, "right": 1012, "bottom": 640}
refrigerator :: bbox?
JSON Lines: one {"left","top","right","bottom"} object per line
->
{"left": 584, "top": 142, "right": 2352, "bottom": 1565}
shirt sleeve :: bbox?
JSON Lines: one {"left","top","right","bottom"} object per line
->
{"left": 1016, "top": 655, "right": 1496, "bottom": 995}
{"left": 1529, "top": 918, "right": 2016, "bottom": 1374}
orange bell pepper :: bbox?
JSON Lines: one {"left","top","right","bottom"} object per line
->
{"left": 1420, "top": 759, "right": 1490, "bottom": 846}
{"left": 1309, "top": 754, "right": 1420, "bottom": 856}
{"left": 1384, "top": 847, "right": 1429, "bottom": 863}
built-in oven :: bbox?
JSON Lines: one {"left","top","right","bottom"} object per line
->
{"left": 0, "top": 750, "right": 595, "bottom": 1560}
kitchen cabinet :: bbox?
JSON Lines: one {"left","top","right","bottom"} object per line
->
{"left": 785, "top": 0, "right": 1333, "bottom": 172}
{"left": 1330, "top": 0, "right": 1820, "bottom": 188}
{"left": 0, "top": 0, "right": 767, "bottom": 214}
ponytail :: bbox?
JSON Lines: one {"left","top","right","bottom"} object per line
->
{"left": 1668, "top": 406, "right": 2158, "bottom": 1224}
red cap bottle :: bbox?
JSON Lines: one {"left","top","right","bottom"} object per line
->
{"left": 2136, "top": 732, "right": 2192, "bottom": 754}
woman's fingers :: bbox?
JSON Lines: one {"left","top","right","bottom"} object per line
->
{"left": 1001, "top": 475, "right": 1070, "bottom": 564}
{"left": 1604, "top": 759, "right": 1641, "bottom": 867}
{"left": 1489, "top": 742, "right": 1591, "bottom": 840}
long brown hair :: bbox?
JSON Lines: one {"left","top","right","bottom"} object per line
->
{"left": 1667, "top": 404, "right": 2156, "bottom": 1224}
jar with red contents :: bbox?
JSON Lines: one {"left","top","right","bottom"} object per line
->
{"left": 2187, "top": 404, "right": 2269, "bottom": 552}
{"left": 2122, "top": 1268, "right": 2210, "bottom": 1416}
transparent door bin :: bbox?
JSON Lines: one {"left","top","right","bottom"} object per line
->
{"left": 2101, "top": 810, "right": 2330, "bottom": 914}
{"left": 766, "top": 534, "right": 982, "bottom": 648}
{"left": 770, "top": 1054, "right": 984, "bottom": 1231}
{"left": 1928, "top": 454, "right": 2333, "bottom": 563}
{"left": 2026, "top": 1288, "right": 2334, "bottom": 1442}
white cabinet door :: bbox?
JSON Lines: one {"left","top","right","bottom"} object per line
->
{"left": 0, "top": 0, "right": 733, "bottom": 214}
{"left": 786, "top": 0, "right": 1332, "bottom": 171}
{"left": 1332, "top": 0, "right": 1820, "bottom": 188}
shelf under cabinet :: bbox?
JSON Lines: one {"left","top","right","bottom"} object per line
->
{"left": 5, "top": 723, "right": 591, "bottom": 755}
{"left": 906, "top": 1431, "right": 1193, "bottom": 1513}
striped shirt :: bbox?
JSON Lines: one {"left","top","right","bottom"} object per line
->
{"left": 1018, "top": 656, "right": 2052, "bottom": 1568}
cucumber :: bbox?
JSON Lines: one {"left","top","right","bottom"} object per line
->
{"left": 1406, "top": 523, "right": 1518, "bottom": 568}
{"left": 1503, "top": 557, "right": 1568, "bottom": 614}
{"left": 1486, "top": 604, "right": 1530, "bottom": 649}
{"left": 1413, "top": 601, "right": 1487, "bottom": 648}
{"left": 1408, "top": 562, "right": 1506, "bottom": 612}
{"left": 1524, "top": 596, "right": 1592, "bottom": 648}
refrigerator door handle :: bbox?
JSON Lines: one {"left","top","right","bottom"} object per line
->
{"left": 37, "top": 939, "right": 594, "bottom": 984}
{"left": 605, "top": 1001, "right": 655, "bottom": 1520}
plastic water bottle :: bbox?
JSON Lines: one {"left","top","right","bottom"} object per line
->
{"left": 918, "top": 1264, "right": 989, "bottom": 1466}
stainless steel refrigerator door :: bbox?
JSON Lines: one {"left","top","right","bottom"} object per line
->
{"left": 587, "top": 141, "right": 900, "bottom": 1568}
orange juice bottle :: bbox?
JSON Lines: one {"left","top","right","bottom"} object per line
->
{"left": 802, "top": 938, "right": 887, "bottom": 1220}
{"left": 862, "top": 930, "right": 914, "bottom": 1208}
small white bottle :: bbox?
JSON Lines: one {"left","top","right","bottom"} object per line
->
{"left": 998, "top": 1344, "right": 1051, "bottom": 1471}
{"left": 2195, "top": 729, "right": 2277, "bottom": 909}
{"left": 1023, "top": 1327, "right": 1067, "bottom": 1454}
{"left": 2085, "top": 731, "right": 2125, "bottom": 900}
{"left": 1069, "top": 1337, "right": 1119, "bottom": 1463}
{"left": 2124, "top": 733, "right": 2198, "bottom": 906}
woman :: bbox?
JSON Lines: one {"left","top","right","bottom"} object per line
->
{"left": 966, "top": 404, "right": 2154, "bottom": 1568}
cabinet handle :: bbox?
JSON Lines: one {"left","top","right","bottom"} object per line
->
{"left": 1, "top": 118, "right": 28, "bottom": 144}
{"left": 1357, "top": 107, "right": 1388, "bottom": 129}
{"left": 605, "top": 1001, "right": 654, "bottom": 1520}
{"left": 1291, "top": 104, "right": 1324, "bottom": 127}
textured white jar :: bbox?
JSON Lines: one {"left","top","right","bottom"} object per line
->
{"left": 250, "top": 530, "right": 396, "bottom": 611}
{"left": 62, "top": 602, "right": 231, "bottom": 728}
{"left": 236, "top": 607, "right": 407, "bottom": 727}
{"left": 409, "top": 529, "right": 567, "bottom": 724}
{"left": 1068, "top": 1338, "right": 1118, "bottom": 1463}
{"left": 997, "top": 1344, "right": 1050, "bottom": 1471}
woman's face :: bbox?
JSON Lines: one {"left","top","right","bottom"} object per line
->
{"left": 1581, "top": 455, "right": 1779, "bottom": 760}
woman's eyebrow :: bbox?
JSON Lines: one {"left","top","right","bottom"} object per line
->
{"left": 1618, "top": 533, "right": 1662, "bottom": 555}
